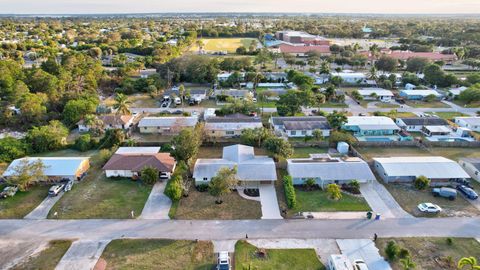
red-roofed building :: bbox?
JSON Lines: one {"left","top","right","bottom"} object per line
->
{"left": 103, "top": 152, "right": 176, "bottom": 179}
{"left": 277, "top": 44, "right": 331, "bottom": 57}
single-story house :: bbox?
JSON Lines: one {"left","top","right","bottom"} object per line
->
{"left": 270, "top": 116, "right": 330, "bottom": 137}
{"left": 459, "top": 158, "right": 480, "bottom": 182}
{"left": 205, "top": 114, "right": 263, "bottom": 138}
{"left": 422, "top": 125, "right": 452, "bottom": 137}
{"left": 166, "top": 88, "right": 208, "bottom": 103}
{"left": 455, "top": 117, "right": 480, "bottom": 132}
{"left": 115, "top": 147, "right": 161, "bottom": 154}
{"left": 399, "top": 90, "right": 442, "bottom": 101}
{"left": 3, "top": 157, "right": 90, "bottom": 181}
{"left": 138, "top": 116, "right": 198, "bottom": 134}
{"left": 343, "top": 116, "right": 400, "bottom": 137}
{"left": 287, "top": 154, "right": 375, "bottom": 187}
{"left": 217, "top": 72, "right": 245, "bottom": 82}
{"left": 103, "top": 152, "right": 175, "bottom": 179}
{"left": 357, "top": 88, "right": 394, "bottom": 102}
{"left": 448, "top": 86, "right": 468, "bottom": 98}
{"left": 193, "top": 144, "right": 277, "bottom": 187}
{"left": 373, "top": 156, "right": 470, "bottom": 183}
{"left": 330, "top": 72, "right": 367, "bottom": 84}
{"left": 263, "top": 72, "right": 288, "bottom": 82}
{"left": 214, "top": 89, "right": 253, "bottom": 101}
{"left": 395, "top": 117, "right": 449, "bottom": 132}
{"left": 277, "top": 44, "right": 331, "bottom": 57}
{"left": 78, "top": 114, "right": 134, "bottom": 132}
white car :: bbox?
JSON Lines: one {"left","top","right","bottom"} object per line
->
{"left": 417, "top": 203, "right": 442, "bottom": 213}
{"left": 354, "top": 259, "right": 369, "bottom": 270}
{"left": 216, "top": 251, "right": 231, "bottom": 270}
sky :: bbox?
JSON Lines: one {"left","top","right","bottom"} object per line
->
{"left": 0, "top": 0, "right": 480, "bottom": 14}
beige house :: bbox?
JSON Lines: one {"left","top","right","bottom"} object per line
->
{"left": 205, "top": 114, "right": 263, "bottom": 138}
{"left": 138, "top": 116, "right": 198, "bottom": 135}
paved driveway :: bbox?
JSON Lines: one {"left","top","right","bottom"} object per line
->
{"left": 55, "top": 240, "right": 110, "bottom": 270}
{"left": 360, "top": 181, "right": 413, "bottom": 219}
{"left": 24, "top": 192, "right": 64, "bottom": 219}
{"left": 140, "top": 181, "right": 171, "bottom": 219}
{"left": 337, "top": 239, "right": 391, "bottom": 270}
{"left": 259, "top": 184, "right": 282, "bottom": 219}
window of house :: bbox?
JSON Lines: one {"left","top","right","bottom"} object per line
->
{"left": 203, "top": 177, "right": 208, "bottom": 181}
{"left": 291, "top": 131, "right": 296, "bottom": 135}
{"left": 226, "top": 131, "right": 234, "bottom": 135}
{"left": 301, "top": 130, "right": 307, "bottom": 135}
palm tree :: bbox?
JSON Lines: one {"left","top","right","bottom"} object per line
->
{"left": 113, "top": 93, "right": 132, "bottom": 115}
{"left": 369, "top": 44, "right": 380, "bottom": 65}
{"left": 368, "top": 66, "right": 378, "bottom": 81}
{"left": 458, "top": 257, "right": 480, "bottom": 270}
{"left": 400, "top": 256, "right": 416, "bottom": 270}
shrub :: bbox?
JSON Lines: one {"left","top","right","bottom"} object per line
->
{"left": 385, "top": 241, "right": 399, "bottom": 261}
{"left": 326, "top": 184, "right": 342, "bottom": 200}
{"left": 197, "top": 183, "right": 209, "bottom": 192}
{"left": 141, "top": 166, "right": 159, "bottom": 185}
{"left": 398, "top": 248, "right": 410, "bottom": 259}
{"left": 446, "top": 237, "right": 453, "bottom": 246}
{"left": 414, "top": 175, "right": 430, "bottom": 190}
{"left": 304, "top": 178, "right": 317, "bottom": 190}
{"left": 96, "top": 148, "right": 113, "bottom": 166}
{"left": 329, "top": 131, "right": 356, "bottom": 146}
{"left": 283, "top": 175, "right": 297, "bottom": 208}
{"left": 165, "top": 174, "right": 182, "bottom": 201}
{"left": 74, "top": 134, "right": 92, "bottom": 152}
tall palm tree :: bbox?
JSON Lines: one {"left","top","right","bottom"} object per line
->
{"left": 113, "top": 93, "right": 132, "bottom": 115}
{"left": 458, "top": 257, "right": 480, "bottom": 270}
{"left": 400, "top": 256, "right": 416, "bottom": 270}
{"left": 368, "top": 66, "right": 378, "bottom": 81}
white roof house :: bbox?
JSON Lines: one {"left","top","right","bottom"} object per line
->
{"left": 357, "top": 88, "right": 394, "bottom": 101}
{"left": 115, "top": 147, "right": 160, "bottom": 154}
{"left": 3, "top": 157, "right": 90, "bottom": 180}
{"left": 331, "top": 72, "right": 366, "bottom": 84}
{"left": 399, "top": 89, "right": 442, "bottom": 100}
{"left": 373, "top": 156, "right": 470, "bottom": 183}
{"left": 287, "top": 154, "right": 375, "bottom": 187}
{"left": 448, "top": 86, "right": 468, "bottom": 97}
{"left": 344, "top": 116, "right": 400, "bottom": 131}
{"left": 138, "top": 117, "right": 198, "bottom": 128}
{"left": 193, "top": 144, "right": 277, "bottom": 187}
{"left": 455, "top": 117, "right": 480, "bottom": 132}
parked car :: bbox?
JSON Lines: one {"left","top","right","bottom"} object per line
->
{"left": 174, "top": 97, "right": 181, "bottom": 105}
{"left": 0, "top": 186, "right": 18, "bottom": 198}
{"left": 418, "top": 203, "right": 442, "bottom": 213}
{"left": 432, "top": 187, "right": 457, "bottom": 201}
{"left": 456, "top": 185, "right": 479, "bottom": 200}
{"left": 48, "top": 184, "right": 65, "bottom": 196}
{"left": 216, "top": 251, "right": 231, "bottom": 270}
{"left": 64, "top": 180, "right": 74, "bottom": 192}
{"left": 354, "top": 259, "right": 369, "bottom": 270}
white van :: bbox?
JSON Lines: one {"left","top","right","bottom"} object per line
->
{"left": 174, "top": 97, "right": 181, "bottom": 105}
{"left": 328, "top": 254, "right": 354, "bottom": 270}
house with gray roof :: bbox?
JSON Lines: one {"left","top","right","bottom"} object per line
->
{"left": 459, "top": 158, "right": 480, "bottom": 182}
{"left": 138, "top": 116, "right": 198, "bottom": 135}
{"left": 193, "top": 144, "right": 277, "bottom": 187}
{"left": 287, "top": 154, "right": 375, "bottom": 187}
{"left": 214, "top": 89, "right": 253, "bottom": 101}
{"left": 270, "top": 116, "right": 331, "bottom": 138}
{"left": 455, "top": 117, "right": 480, "bottom": 132}
{"left": 357, "top": 88, "right": 394, "bottom": 102}
{"left": 395, "top": 117, "right": 449, "bottom": 132}
{"left": 373, "top": 156, "right": 470, "bottom": 184}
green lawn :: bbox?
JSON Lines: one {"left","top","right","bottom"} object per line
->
{"left": 426, "top": 111, "right": 468, "bottom": 120}
{"left": 258, "top": 101, "right": 278, "bottom": 108}
{"left": 377, "top": 238, "right": 480, "bottom": 270}
{"left": 173, "top": 187, "right": 262, "bottom": 219}
{"left": 291, "top": 188, "right": 371, "bottom": 214}
{"left": 405, "top": 100, "right": 450, "bottom": 108}
{"left": 190, "top": 38, "right": 259, "bottom": 53}
{"left": 0, "top": 185, "right": 49, "bottom": 219}
{"left": 452, "top": 99, "right": 480, "bottom": 108}
{"left": 356, "top": 146, "right": 480, "bottom": 162}
{"left": 235, "top": 240, "right": 325, "bottom": 270}
{"left": 99, "top": 239, "right": 215, "bottom": 270}
{"left": 292, "top": 147, "right": 329, "bottom": 158}
{"left": 317, "top": 102, "right": 348, "bottom": 108}
{"left": 47, "top": 165, "right": 152, "bottom": 219}
{"left": 12, "top": 240, "right": 72, "bottom": 270}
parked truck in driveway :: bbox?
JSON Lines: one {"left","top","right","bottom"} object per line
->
{"left": 432, "top": 187, "right": 457, "bottom": 200}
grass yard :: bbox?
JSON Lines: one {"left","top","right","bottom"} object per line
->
{"left": 235, "top": 240, "right": 325, "bottom": 270}
{"left": 356, "top": 146, "right": 480, "bottom": 162}
{"left": 369, "top": 111, "right": 417, "bottom": 118}
{"left": 98, "top": 239, "right": 215, "bottom": 270}
{"left": 452, "top": 99, "right": 480, "bottom": 108}
{"left": 290, "top": 188, "right": 371, "bottom": 214}
{"left": 190, "top": 38, "right": 259, "bottom": 53}
{"left": 258, "top": 101, "right": 278, "bottom": 108}
{"left": 426, "top": 111, "right": 468, "bottom": 120}
{"left": 317, "top": 102, "right": 348, "bottom": 108}
{"left": 382, "top": 183, "right": 480, "bottom": 217}
{"left": 428, "top": 147, "right": 480, "bottom": 161}
{"left": 375, "top": 102, "right": 400, "bottom": 109}
{"left": 292, "top": 147, "right": 329, "bottom": 158}
{"left": 173, "top": 187, "right": 262, "bottom": 219}
{"left": 12, "top": 240, "right": 72, "bottom": 270}
{"left": 405, "top": 100, "right": 450, "bottom": 108}
{"left": 0, "top": 185, "right": 49, "bottom": 219}
{"left": 376, "top": 237, "right": 480, "bottom": 270}
{"left": 47, "top": 165, "right": 152, "bottom": 219}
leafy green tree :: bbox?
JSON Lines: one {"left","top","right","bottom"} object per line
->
{"left": 7, "top": 159, "right": 46, "bottom": 191}
{"left": 276, "top": 91, "right": 304, "bottom": 116}
{"left": 263, "top": 137, "right": 293, "bottom": 159}
{"left": 459, "top": 84, "right": 480, "bottom": 104}
{"left": 385, "top": 241, "right": 399, "bottom": 261}
{"left": 74, "top": 134, "right": 92, "bottom": 152}
{"left": 424, "top": 64, "right": 446, "bottom": 86}
{"left": 63, "top": 98, "right": 98, "bottom": 126}
{"left": 414, "top": 175, "right": 430, "bottom": 190}
{"left": 424, "top": 94, "right": 437, "bottom": 102}
{"left": 26, "top": 120, "right": 68, "bottom": 153}
{"left": 98, "top": 129, "right": 125, "bottom": 149}
{"left": 209, "top": 166, "right": 239, "bottom": 204}
{"left": 171, "top": 125, "right": 203, "bottom": 162}
{"left": 458, "top": 257, "right": 480, "bottom": 270}
{"left": 406, "top": 57, "right": 430, "bottom": 73}
{"left": 327, "top": 111, "right": 347, "bottom": 130}
{"left": 375, "top": 55, "right": 398, "bottom": 72}
{"left": 326, "top": 184, "right": 342, "bottom": 200}
{"left": 240, "top": 128, "right": 271, "bottom": 147}
{"left": 141, "top": 166, "right": 159, "bottom": 185}
{"left": 165, "top": 174, "right": 182, "bottom": 201}
{"left": 399, "top": 256, "right": 416, "bottom": 270}
{"left": 0, "top": 137, "right": 28, "bottom": 163}
{"left": 312, "top": 129, "right": 324, "bottom": 141}
{"left": 113, "top": 93, "right": 131, "bottom": 115}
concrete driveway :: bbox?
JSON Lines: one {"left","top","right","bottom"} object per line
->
{"left": 140, "top": 181, "right": 171, "bottom": 219}
{"left": 55, "top": 240, "right": 110, "bottom": 270}
{"left": 360, "top": 181, "right": 412, "bottom": 219}
{"left": 24, "top": 192, "right": 64, "bottom": 219}
{"left": 337, "top": 239, "right": 391, "bottom": 270}
{"left": 259, "top": 184, "right": 282, "bottom": 219}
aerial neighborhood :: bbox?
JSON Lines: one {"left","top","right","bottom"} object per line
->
{"left": 1, "top": 11, "right": 480, "bottom": 270}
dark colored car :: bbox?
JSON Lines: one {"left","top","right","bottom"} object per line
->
{"left": 457, "top": 185, "right": 479, "bottom": 200}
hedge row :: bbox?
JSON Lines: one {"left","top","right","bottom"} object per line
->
{"left": 283, "top": 175, "right": 297, "bottom": 209}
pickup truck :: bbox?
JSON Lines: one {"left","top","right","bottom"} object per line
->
{"left": 432, "top": 187, "right": 457, "bottom": 201}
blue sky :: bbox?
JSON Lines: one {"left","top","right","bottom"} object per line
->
{"left": 0, "top": 0, "right": 479, "bottom": 14}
